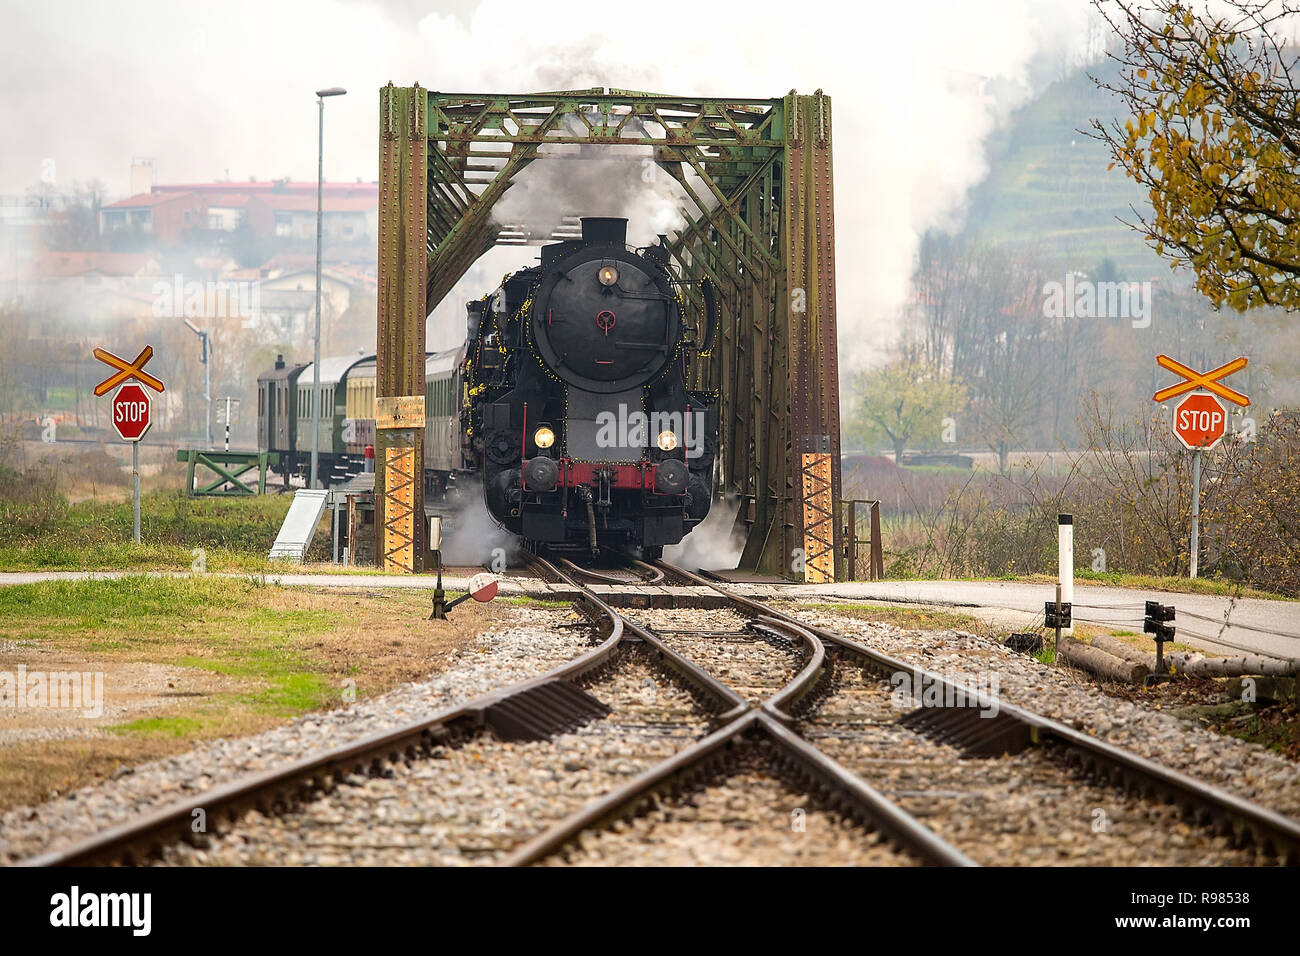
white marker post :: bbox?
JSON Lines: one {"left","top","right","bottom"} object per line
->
{"left": 1058, "top": 514, "right": 1074, "bottom": 638}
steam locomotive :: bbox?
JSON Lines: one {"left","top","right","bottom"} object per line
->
{"left": 256, "top": 216, "right": 718, "bottom": 558}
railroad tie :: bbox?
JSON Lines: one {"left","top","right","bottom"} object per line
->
{"left": 482, "top": 680, "right": 612, "bottom": 741}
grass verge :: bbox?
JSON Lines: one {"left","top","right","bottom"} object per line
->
{"left": 0, "top": 574, "right": 501, "bottom": 810}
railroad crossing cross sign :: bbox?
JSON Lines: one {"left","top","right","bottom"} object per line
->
{"left": 1150, "top": 354, "right": 1250, "bottom": 581}
{"left": 1172, "top": 392, "right": 1227, "bottom": 451}
{"left": 93, "top": 345, "right": 165, "bottom": 396}
{"left": 1152, "top": 354, "right": 1249, "bottom": 407}
{"left": 111, "top": 382, "right": 152, "bottom": 442}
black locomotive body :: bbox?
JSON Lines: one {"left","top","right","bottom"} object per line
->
{"left": 254, "top": 216, "right": 718, "bottom": 560}
{"left": 463, "top": 217, "right": 717, "bottom": 558}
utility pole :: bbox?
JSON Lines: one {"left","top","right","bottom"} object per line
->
{"left": 312, "top": 85, "right": 347, "bottom": 489}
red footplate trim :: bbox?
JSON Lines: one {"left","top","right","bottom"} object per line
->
{"left": 559, "top": 460, "right": 654, "bottom": 490}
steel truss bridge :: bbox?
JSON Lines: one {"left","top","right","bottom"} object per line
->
{"left": 374, "top": 85, "right": 842, "bottom": 580}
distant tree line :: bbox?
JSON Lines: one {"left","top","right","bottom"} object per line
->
{"left": 842, "top": 233, "right": 1286, "bottom": 471}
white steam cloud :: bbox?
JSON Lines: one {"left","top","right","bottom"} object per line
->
{"left": 492, "top": 151, "right": 687, "bottom": 247}
{"left": 438, "top": 477, "right": 521, "bottom": 567}
{"left": 1, "top": 0, "right": 1102, "bottom": 368}
{"left": 664, "top": 494, "right": 745, "bottom": 571}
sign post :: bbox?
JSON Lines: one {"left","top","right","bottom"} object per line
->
{"left": 1152, "top": 355, "right": 1249, "bottom": 578}
{"left": 218, "top": 396, "right": 240, "bottom": 451}
{"left": 94, "top": 347, "right": 165, "bottom": 545}
{"left": 1190, "top": 448, "right": 1202, "bottom": 578}
{"left": 1172, "top": 391, "right": 1229, "bottom": 578}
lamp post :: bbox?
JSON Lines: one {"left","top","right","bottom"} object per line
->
{"left": 311, "top": 85, "right": 347, "bottom": 489}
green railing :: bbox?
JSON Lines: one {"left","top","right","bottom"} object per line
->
{"left": 177, "top": 449, "right": 279, "bottom": 497}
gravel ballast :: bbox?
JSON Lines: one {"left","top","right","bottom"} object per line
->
{"left": 807, "top": 656, "right": 1260, "bottom": 865}
{"left": 543, "top": 763, "right": 914, "bottom": 867}
{"left": 1, "top": 605, "right": 597, "bottom": 864}
{"left": 785, "top": 605, "right": 1300, "bottom": 822}
{"left": 4, "top": 596, "right": 1297, "bottom": 867}
{"left": 161, "top": 653, "right": 709, "bottom": 865}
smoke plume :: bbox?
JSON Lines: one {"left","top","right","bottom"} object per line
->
{"left": 664, "top": 494, "right": 745, "bottom": 571}
{"left": 2, "top": 0, "right": 1105, "bottom": 370}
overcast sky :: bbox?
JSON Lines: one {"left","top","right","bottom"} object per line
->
{"left": 2, "top": 0, "right": 1106, "bottom": 362}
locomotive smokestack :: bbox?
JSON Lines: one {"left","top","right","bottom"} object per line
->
{"left": 580, "top": 217, "right": 627, "bottom": 246}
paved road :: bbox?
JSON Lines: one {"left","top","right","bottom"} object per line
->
{"left": 793, "top": 580, "right": 1300, "bottom": 662}
{"left": 0, "top": 570, "right": 501, "bottom": 592}
{"left": 1, "top": 571, "right": 1296, "bottom": 662}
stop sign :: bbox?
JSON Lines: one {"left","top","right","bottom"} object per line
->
{"left": 1173, "top": 392, "right": 1226, "bottom": 450}
{"left": 112, "top": 382, "right": 152, "bottom": 441}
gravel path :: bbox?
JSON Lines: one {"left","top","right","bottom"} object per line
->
{"left": 1, "top": 605, "right": 596, "bottom": 864}
{"left": 783, "top": 605, "right": 1300, "bottom": 822}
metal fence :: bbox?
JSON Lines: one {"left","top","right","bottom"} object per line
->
{"left": 839, "top": 499, "right": 884, "bottom": 581}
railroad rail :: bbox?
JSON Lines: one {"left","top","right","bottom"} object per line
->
{"left": 505, "top": 555, "right": 973, "bottom": 865}
{"left": 24, "top": 553, "right": 969, "bottom": 867}
{"left": 21, "top": 553, "right": 1300, "bottom": 866}
{"left": 22, "top": 569, "right": 626, "bottom": 866}
{"left": 658, "top": 560, "right": 1300, "bottom": 864}
{"left": 557, "top": 555, "right": 665, "bottom": 587}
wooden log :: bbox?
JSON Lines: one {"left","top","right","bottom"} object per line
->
{"left": 1088, "top": 634, "right": 1158, "bottom": 670}
{"left": 1166, "top": 651, "right": 1296, "bottom": 678}
{"left": 1058, "top": 637, "right": 1150, "bottom": 684}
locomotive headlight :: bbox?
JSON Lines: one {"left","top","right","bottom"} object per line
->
{"left": 657, "top": 429, "right": 678, "bottom": 451}
{"left": 598, "top": 264, "right": 619, "bottom": 287}
{"left": 534, "top": 426, "right": 555, "bottom": 449}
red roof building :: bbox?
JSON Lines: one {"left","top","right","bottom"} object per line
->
{"left": 154, "top": 180, "right": 376, "bottom": 200}
{"left": 99, "top": 191, "right": 208, "bottom": 242}
{"left": 97, "top": 180, "right": 378, "bottom": 243}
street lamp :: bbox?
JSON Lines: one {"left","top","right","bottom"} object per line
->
{"left": 311, "top": 85, "right": 347, "bottom": 489}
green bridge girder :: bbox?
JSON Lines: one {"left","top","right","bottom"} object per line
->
{"left": 376, "top": 85, "right": 842, "bottom": 578}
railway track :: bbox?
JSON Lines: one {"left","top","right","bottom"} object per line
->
{"left": 20, "top": 554, "right": 1300, "bottom": 867}
{"left": 658, "top": 561, "right": 1300, "bottom": 865}
{"left": 158, "top": 651, "right": 712, "bottom": 865}
{"left": 557, "top": 555, "right": 665, "bottom": 586}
